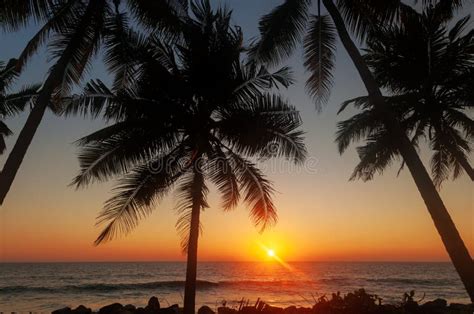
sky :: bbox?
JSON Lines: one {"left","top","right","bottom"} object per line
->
{"left": 0, "top": 0, "right": 472, "bottom": 263}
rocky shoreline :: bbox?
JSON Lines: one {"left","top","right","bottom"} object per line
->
{"left": 52, "top": 290, "right": 473, "bottom": 314}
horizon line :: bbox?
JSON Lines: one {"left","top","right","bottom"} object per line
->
{"left": 0, "top": 260, "right": 454, "bottom": 264}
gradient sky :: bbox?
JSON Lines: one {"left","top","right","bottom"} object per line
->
{"left": 0, "top": 0, "right": 472, "bottom": 262}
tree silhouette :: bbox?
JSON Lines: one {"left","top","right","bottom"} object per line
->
{"left": 0, "top": 0, "right": 186, "bottom": 204}
{"left": 251, "top": 0, "right": 474, "bottom": 300}
{"left": 65, "top": 2, "right": 306, "bottom": 314}
{"left": 337, "top": 8, "right": 474, "bottom": 187}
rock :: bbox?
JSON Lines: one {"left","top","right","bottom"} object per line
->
{"left": 159, "top": 304, "right": 179, "bottom": 314}
{"left": 72, "top": 305, "right": 92, "bottom": 314}
{"left": 136, "top": 307, "right": 146, "bottom": 314}
{"left": 262, "top": 305, "right": 283, "bottom": 314}
{"left": 449, "top": 303, "right": 473, "bottom": 312}
{"left": 240, "top": 306, "right": 259, "bottom": 314}
{"left": 52, "top": 307, "right": 72, "bottom": 314}
{"left": 422, "top": 298, "right": 447, "bottom": 309}
{"left": 99, "top": 303, "right": 124, "bottom": 314}
{"left": 283, "top": 306, "right": 297, "bottom": 314}
{"left": 198, "top": 306, "right": 215, "bottom": 314}
{"left": 124, "top": 304, "right": 137, "bottom": 312}
{"left": 217, "top": 307, "right": 237, "bottom": 314}
{"left": 404, "top": 300, "right": 419, "bottom": 313}
{"left": 145, "top": 297, "right": 160, "bottom": 313}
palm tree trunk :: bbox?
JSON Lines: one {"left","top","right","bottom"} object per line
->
{"left": 0, "top": 0, "right": 102, "bottom": 205}
{"left": 183, "top": 162, "right": 205, "bottom": 314}
{"left": 0, "top": 91, "right": 48, "bottom": 205}
{"left": 322, "top": 0, "right": 474, "bottom": 301}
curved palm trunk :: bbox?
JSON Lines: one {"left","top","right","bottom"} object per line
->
{"left": 0, "top": 0, "right": 102, "bottom": 205}
{"left": 183, "top": 163, "right": 205, "bottom": 314}
{"left": 322, "top": 0, "right": 474, "bottom": 301}
{"left": 0, "top": 77, "right": 53, "bottom": 205}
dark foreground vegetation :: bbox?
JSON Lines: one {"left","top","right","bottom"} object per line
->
{"left": 53, "top": 290, "right": 473, "bottom": 314}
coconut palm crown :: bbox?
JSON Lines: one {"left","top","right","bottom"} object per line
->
{"left": 336, "top": 8, "right": 474, "bottom": 187}
{"left": 0, "top": 0, "right": 188, "bottom": 204}
{"left": 65, "top": 2, "right": 306, "bottom": 313}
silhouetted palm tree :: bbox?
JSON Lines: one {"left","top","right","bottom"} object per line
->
{"left": 0, "top": 0, "right": 186, "bottom": 204}
{"left": 251, "top": 0, "right": 474, "bottom": 300}
{"left": 65, "top": 2, "right": 306, "bottom": 314}
{"left": 337, "top": 9, "right": 473, "bottom": 187}
{"left": 0, "top": 59, "right": 39, "bottom": 154}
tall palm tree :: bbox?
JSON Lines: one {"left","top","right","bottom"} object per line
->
{"left": 251, "top": 0, "right": 474, "bottom": 300}
{"left": 0, "top": 0, "right": 186, "bottom": 205}
{"left": 0, "top": 58, "right": 40, "bottom": 154}
{"left": 337, "top": 10, "right": 473, "bottom": 187}
{"left": 65, "top": 2, "right": 306, "bottom": 314}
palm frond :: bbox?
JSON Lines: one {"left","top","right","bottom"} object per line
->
{"left": 448, "top": 14, "right": 470, "bottom": 42}
{"left": 48, "top": 0, "right": 108, "bottom": 99}
{"left": 336, "top": 0, "right": 406, "bottom": 41}
{"left": 0, "top": 120, "right": 13, "bottom": 154}
{"left": 72, "top": 120, "right": 181, "bottom": 188}
{"left": 1, "top": 84, "right": 40, "bottom": 116}
{"left": 304, "top": 14, "right": 337, "bottom": 109}
{"left": 95, "top": 147, "right": 190, "bottom": 245}
{"left": 103, "top": 12, "right": 151, "bottom": 92}
{"left": 207, "top": 146, "right": 239, "bottom": 211}
{"left": 335, "top": 109, "right": 383, "bottom": 154}
{"left": 350, "top": 131, "right": 399, "bottom": 181}
{"left": 15, "top": 0, "right": 80, "bottom": 71}
{"left": 0, "top": 58, "right": 19, "bottom": 92}
{"left": 233, "top": 64, "right": 294, "bottom": 104}
{"left": 128, "top": 0, "right": 186, "bottom": 33}
{"left": 62, "top": 80, "right": 114, "bottom": 118}
{"left": 0, "top": 0, "right": 56, "bottom": 30}
{"left": 227, "top": 151, "right": 277, "bottom": 231}
{"left": 250, "top": 0, "right": 311, "bottom": 65}
{"left": 218, "top": 94, "right": 306, "bottom": 164}
{"left": 175, "top": 163, "right": 208, "bottom": 253}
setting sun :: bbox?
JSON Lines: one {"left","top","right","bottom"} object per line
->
{"left": 267, "top": 249, "right": 275, "bottom": 257}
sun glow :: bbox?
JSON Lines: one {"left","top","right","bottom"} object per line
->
{"left": 258, "top": 242, "right": 292, "bottom": 270}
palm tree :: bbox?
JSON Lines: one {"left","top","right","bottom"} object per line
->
{"left": 65, "top": 2, "right": 306, "bottom": 314}
{"left": 0, "top": 58, "right": 40, "bottom": 154}
{"left": 337, "top": 9, "right": 473, "bottom": 187}
{"left": 251, "top": 0, "right": 474, "bottom": 300}
{"left": 0, "top": 0, "right": 186, "bottom": 205}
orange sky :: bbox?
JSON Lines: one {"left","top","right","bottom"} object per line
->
{"left": 0, "top": 0, "right": 472, "bottom": 263}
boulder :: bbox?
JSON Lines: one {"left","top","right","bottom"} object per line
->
{"left": 99, "top": 303, "right": 124, "bottom": 314}
{"left": 124, "top": 304, "right": 137, "bottom": 312}
{"left": 422, "top": 298, "right": 447, "bottom": 310}
{"left": 449, "top": 303, "right": 474, "bottom": 313}
{"left": 240, "top": 306, "right": 259, "bottom": 314}
{"left": 72, "top": 305, "right": 92, "bottom": 314}
{"left": 283, "top": 306, "right": 297, "bottom": 314}
{"left": 217, "top": 307, "right": 237, "bottom": 314}
{"left": 145, "top": 297, "right": 161, "bottom": 313}
{"left": 198, "top": 306, "right": 215, "bottom": 314}
{"left": 52, "top": 307, "right": 72, "bottom": 314}
{"left": 159, "top": 304, "right": 179, "bottom": 314}
{"left": 136, "top": 307, "right": 147, "bottom": 314}
{"left": 262, "top": 305, "right": 283, "bottom": 314}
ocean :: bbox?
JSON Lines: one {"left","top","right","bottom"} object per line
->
{"left": 0, "top": 262, "right": 469, "bottom": 312}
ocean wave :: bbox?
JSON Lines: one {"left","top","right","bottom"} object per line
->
{"left": 0, "top": 277, "right": 454, "bottom": 294}
{"left": 365, "top": 278, "right": 454, "bottom": 286}
{"left": 0, "top": 280, "right": 218, "bottom": 294}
